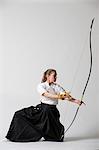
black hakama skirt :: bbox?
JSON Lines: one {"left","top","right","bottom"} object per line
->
{"left": 6, "top": 103, "right": 64, "bottom": 142}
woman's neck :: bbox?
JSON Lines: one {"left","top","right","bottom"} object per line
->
{"left": 46, "top": 80, "right": 53, "bottom": 85}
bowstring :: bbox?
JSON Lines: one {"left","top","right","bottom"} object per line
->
{"left": 70, "top": 29, "right": 90, "bottom": 93}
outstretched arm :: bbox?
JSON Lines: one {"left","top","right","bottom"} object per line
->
{"left": 42, "top": 91, "right": 69, "bottom": 100}
{"left": 59, "top": 91, "right": 86, "bottom": 106}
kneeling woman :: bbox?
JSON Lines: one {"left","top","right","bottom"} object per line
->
{"left": 6, "top": 69, "right": 81, "bottom": 142}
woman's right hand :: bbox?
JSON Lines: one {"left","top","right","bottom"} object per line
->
{"left": 58, "top": 91, "right": 71, "bottom": 100}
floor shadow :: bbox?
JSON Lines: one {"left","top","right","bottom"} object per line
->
{"left": 63, "top": 136, "right": 96, "bottom": 142}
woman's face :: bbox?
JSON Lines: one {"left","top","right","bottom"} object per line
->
{"left": 47, "top": 72, "right": 57, "bottom": 83}
{"left": 47, "top": 72, "right": 56, "bottom": 83}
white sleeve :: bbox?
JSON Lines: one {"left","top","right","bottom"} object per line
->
{"left": 37, "top": 84, "right": 47, "bottom": 96}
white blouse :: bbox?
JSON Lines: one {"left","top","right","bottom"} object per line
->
{"left": 37, "top": 81, "right": 65, "bottom": 105}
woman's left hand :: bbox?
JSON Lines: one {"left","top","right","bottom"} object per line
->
{"left": 73, "top": 99, "right": 86, "bottom": 106}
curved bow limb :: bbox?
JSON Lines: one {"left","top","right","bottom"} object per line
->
{"left": 60, "top": 18, "right": 95, "bottom": 140}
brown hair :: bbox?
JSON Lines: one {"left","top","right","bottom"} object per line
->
{"left": 41, "top": 69, "right": 57, "bottom": 83}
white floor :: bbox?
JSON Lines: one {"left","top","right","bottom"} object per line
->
{"left": 0, "top": 137, "right": 99, "bottom": 150}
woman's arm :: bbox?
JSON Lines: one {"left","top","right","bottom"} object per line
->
{"left": 42, "top": 92, "right": 59, "bottom": 99}
{"left": 59, "top": 91, "right": 85, "bottom": 105}
{"left": 42, "top": 91, "right": 85, "bottom": 105}
{"left": 42, "top": 92, "right": 67, "bottom": 100}
{"left": 68, "top": 98, "right": 86, "bottom": 105}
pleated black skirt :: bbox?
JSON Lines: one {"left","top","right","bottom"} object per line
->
{"left": 6, "top": 103, "right": 64, "bottom": 142}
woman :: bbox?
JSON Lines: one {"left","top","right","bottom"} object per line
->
{"left": 6, "top": 69, "right": 82, "bottom": 142}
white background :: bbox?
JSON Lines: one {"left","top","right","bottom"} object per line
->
{"left": 0, "top": 0, "right": 98, "bottom": 139}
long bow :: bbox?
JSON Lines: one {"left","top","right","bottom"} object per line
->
{"left": 61, "top": 18, "right": 95, "bottom": 139}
